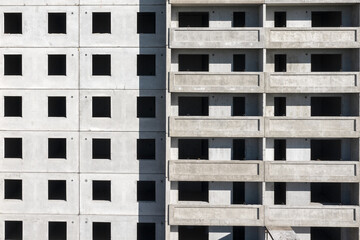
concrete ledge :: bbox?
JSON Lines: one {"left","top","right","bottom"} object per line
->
{"left": 265, "top": 72, "right": 360, "bottom": 93}
{"left": 169, "top": 160, "right": 264, "bottom": 182}
{"left": 169, "top": 72, "right": 264, "bottom": 93}
{"left": 170, "top": 28, "right": 263, "bottom": 49}
{"left": 265, "top": 117, "right": 360, "bottom": 138}
{"left": 169, "top": 117, "right": 264, "bottom": 138}
{"left": 169, "top": 205, "right": 264, "bottom": 226}
{"left": 265, "top": 206, "right": 360, "bottom": 227}
{"left": 265, "top": 0, "right": 359, "bottom": 4}
{"left": 169, "top": 0, "right": 264, "bottom": 5}
{"left": 265, "top": 161, "right": 359, "bottom": 183}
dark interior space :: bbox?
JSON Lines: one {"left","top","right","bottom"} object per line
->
{"left": 232, "top": 182, "right": 245, "bottom": 204}
{"left": 312, "top": 12, "right": 342, "bottom": 27}
{"left": 4, "top": 179, "right": 22, "bottom": 200}
{"left": 311, "top": 183, "right": 341, "bottom": 204}
{"left": 233, "top": 97, "right": 245, "bottom": 116}
{"left": 233, "top": 226, "right": 245, "bottom": 240}
{"left": 274, "top": 54, "right": 286, "bottom": 72}
{"left": 4, "top": 96, "right": 22, "bottom": 117}
{"left": 92, "top": 138, "right": 111, "bottom": 159}
{"left": 233, "top": 12, "right": 245, "bottom": 27}
{"left": 4, "top": 55, "right": 22, "bottom": 76}
{"left": 137, "top": 223, "right": 156, "bottom": 240}
{"left": 311, "top": 140, "right": 341, "bottom": 160}
{"left": 178, "top": 182, "right": 208, "bottom": 202}
{"left": 137, "top": 181, "right": 156, "bottom": 201}
{"left": 311, "top": 54, "right": 342, "bottom": 72}
{"left": 137, "top": 54, "right": 156, "bottom": 76}
{"left": 48, "top": 138, "right": 66, "bottom": 159}
{"left": 92, "top": 180, "right": 111, "bottom": 201}
{"left": 93, "top": 222, "right": 111, "bottom": 240}
{"left": 48, "top": 96, "right": 66, "bottom": 117}
{"left": 179, "top": 54, "right": 209, "bottom": 72}
{"left": 92, "top": 12, "right": 111, "bottom": 33}
{"left": 48, "top": 55, "right": 66, "bottom": 76}
{"left": 274, "top": 12, "right": 286, "bottom": 27}
{"left": 5, "top": 221, "right": 22, "bottom": 240}
{"left": 311, "top": 97, "right": 341, "bottom": 116}
{"left": 92, "top": 96, "right": 111, "bottom": 118}
{"left": 4, "top": 138, "right": 22, "bottom": 158}
{"left": 48, "top": 180, "right": 66, "bottom": 200}
{"left": 4, "top": 13, "right": 22, "bottom": 34}
{"left": 274, "top": 182, "right": 286, "bottom": 205}
{"left": 233, "top": 139, "right": 245, "bottom": 160}
{"left": 233, "top": 54, "right": 246, "bottom": 72}
{"left": 49, "top": 222, "right": 67, "bottom": 240}
{"left": 274, "top": 139, "right": 286, "bottom": 161}
{"left": 137, "top": 12, "right": 156, "bottom": 34}
{"left": 179, "top": 12, "right": 209, "bottom": 27}
{"left": 274, "top": 97, "right": 286, "bottom": 116}
{"left": 48, "top": 13, "right": 66, "bottom": 34}
{"left": 137, "top": 96, "right": 156, "bottom": 118}
{"left": 92, "top": 55, "right": 111, "bottom": 76}
{"left": 311, "top": 227, "right": 341, "bottom": 240}
{"left": 179, "top": 97, "right": 208, "bottom": 116}
{"left": 178, "top": 139, "right": 208, "bottom": 159}
{"left": 179, "top": 226, "right": 208, "bottom": 240}
{"left": 137, "top": 139, "right": 156, "bottom": 160}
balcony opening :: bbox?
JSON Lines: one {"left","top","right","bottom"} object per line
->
{"left": 92, "top": 55, "right": 111, "bottom": 76}
{"left": 311, "top": 54, "right": 342, "bottom": 72}
{"left": 274, "top": 54, "right": 286, "bottom": 72}
{"left": 92, "top": 180, "right": 111, "bottom": 201}
{"left": 312, "top": 12, "right": 342, "bottom": 27}
{"left": 48, "top": 138, "right": 66, "bottom": 159}
{"left": 49, "top": 222, "right": 67, "bottom": 240}
{"left": 48, "top": 180, "right": 66, "bottom": 201}
{"left": 92, "top": 12, "right": 111, "bottom": 34}
{"left": 233, "top": 226, "right": 245, "bottom": 240}
{"left": 137, "top": 223, "right": 156, "bottom": 240}
{"left": 233, "top": 97, "right": 245, "bottom": 116}
{"left": 4, "top": 55, "right": 22, "bottom": 76}
{"left": 179, "top": 12, "right": 209, "bottom": 28}
{"left": 311, "top": 183, "right": 341, "bottom": 204}
{"left": 4, "top": 13, "right": 22, "bottom": 34}
{"left": 311, "top": 97, "right": 341, "bottom": 116}
{"left": 93, "top": 222, "right": 111, "bottom": 240}
{"left": 179, "top": 226, "right": 208, "bottom": 240}
{"left": 137, "top": 54, "right": 156, "bottom": 76}
{"left": 5, "top": 221, "right": 22, "bottom": 240}
{"left": 5, "top": 179, "right": 22, "bottom": 200}
{"left": 4, "top": 96, "right": 22, "bottom": 117}
{"left": 311, "top": 227, "right": 341, "bottom": 240}
{"left": 311, "top": 140, "right": 341, "bottom": 161}
{"left": 178, "top": 139, "right": 208, "bottom": 160}
{"left": 137, "top": 181, "right": 156, "bottom": 202}
{"left": 179, "top": 182, "right": 208, "bottom": 202}
{"left": 274, "top": 97, "right": 286, "bottom": 116}
{"left": 233, "top": 12, "right": 245, "bottom": 27}
{"left": 92, "top": 96, "right": 111, "bottom": 118}
{"left": 48, "top": 96, "right": 66, "bottom": 117}
{"left": 137, "top": 96, "right": 156, "bottom": 118}
{"left": 48, "top": 13, "right": 66, "bottom": 34}
{"left": 92, "top": 138, "right": 111, "bottom": 159}
{"left": 4, "top": 138, "right": 22, "bottom": 158}
{"left": 137, "top": 139, "right": 155, "bottom": 160}
{"left": 48, "top": 55, "right": 66, "bottom": 76}
{"left": 233, "top": 139, "right": 245, "bottom": 160}
{"left": 179, "top": 97, "right": 208, "bottom": 116}
{"left": 179, "top": 54, "right": 209, "bottom": 72}
{"left": 137, "top": 12, "right": 156, "bottom": 34}
{"left": 274, "top": 182, "right": 286, "bottom": 205}
{"left": 233, "top": 54, "right": 246, "bottom": 72}
{"left": 232, "top": 182, "right": 245, "bottom": 204}
{"left": 274, "top": 139, "right": 286, "bottom": 161}
{"left": 274, "top": 12, "right": 286, "bottom": 27}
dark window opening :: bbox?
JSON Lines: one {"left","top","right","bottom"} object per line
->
{"left": 137, "top": 181, "right": 156, "bottom": 202}
{"left": 232, "top": 182, "right": 245, "bottom": 204}
{"left": 4, "top": 96, "right": 22, "bottom": 117}
{"left": 5, "top": 221, "right": 22, "bottom": 240}
{"left": 4, "top": 55, "right": 22, "bottom": 76}
{"left": 233, "top": 54, "right": 245, "bottom": 72}
{"left": 137, "top": 12, "right": 156, "bottom": 34}
{"left": 92, "top": 97, "right": 111, "bottom": 118}
{"left": 179, "top": 182, "right": 208, "bottom": 202}
{"left": 274, "top": 139, "right": 286, "bottom": 161}
{"left": 48, "top": 13, "right": 66, "bottom": 34}
{"left": 92, "top": 12, "right": 111, "bottom": 34}
{"left": 233, "top": 12, "right": 245, "bottom": 27}
{"left": 311, "top": 54, "right": 342, "bottom": 72}
{"left": 48, "top": 55, "right": 66, "bottom": 76}
{"left": 274, "top": 12, "right": 286, "bottom": 27}
{"left": 48, "top": 180, "right": 66, "bottom": 201}
{"left": 48, "top": 97, "right": 66, "bottom": 117}
{"left": 4, "top": 179, "right": 22, "bottom": 200}
{"left": 4, "top": 138, "right": 22, "bottom": 158}
{"left": 233, "top": 139, "right": 245, "bottom": 160}
{"left": 179, "top": 226, "right": 208, "bottom": 240}
{"left": 274, "top": 97, "right": 286, "bottom": 116}
{"left": 4, "top": 13, "right": 22, "bottom": 34}
{"left": 93, "top": 222, "right": 111, "bottom": 240}
{"left": 178, "top": 139, "right": 208, "bottom": 160}
{"left": 137, "top": 54, "right": 156, "bottom": 76}
{"left": 233, "top": 97, "right": 245, "bottom": 116}
{"left": 92, "top": 180, "right": 111, "bottom": 201}
{"left": 137, "top": 139, "right": 155, "bottom": 160}
{"left": 179, "top": 54, "right": 209, "bottom": 72}
{"left": 233, "top": 226, "right": 245, "bottom": 240}
{"left": 274, "top": 182, "right": 286, "bottom": 205}
{"left": 311, "top": 140, "right": 341, "bottom": 161}
{"left": 48, "top": 138, "right": 66, "bottom": 159}
{"left": 179, "top": 97, "right": 208, "bottom": 116}
{"left": 311, "top": 227, "right": 341, "bottom": 240}
{"left": 179, "top": 12, "right": 209, "bottom": 28}
{"left": 49, "top": 222, "right": 67, "bottom": 240}
{"left": 137, "top": 97, "right": 156, "bottom": 118}
{"left": 312, "top": 12, "right": 342, "bottom": 27}
{"left": 311, "top": 183, "right": 341, "bottom": 204}
{"left": 311, "top": 97, "right": 341, "bottom": 116}
{"left": 92, "top": 55, "right": 111, "bottom": 76}
{"left": 92, "top": 139, "right": 111, "bottom": 159}
{"left": 137, "top": 223, "right": 156, "bottom": 240}
{"left": 274, "top": 54, "right": 286, "bottom": 72}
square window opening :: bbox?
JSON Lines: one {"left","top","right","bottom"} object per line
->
{"left": 92, "top": 180, "right": 111, "bottom": 201}
{"left": 137, "top": 223, "right": 156, "bottom": 240}
{"left": 4, "top": 55, "right": 22, "bottom": 76}
{"left": 4, "top": 13, "right": 22, "bottom": 34}
{"left": 48, "top": 138, "right": 66, "bottom": 159}
{"left": 92, "top": 97, "right": 111, "bottom": 118}
{"left": 137, "top": 55, "right": 156, "bottom": 76}
{"left": 49, "top": 221, "right": 67, "bottom": 240}
{"left": 48, "top": 13, "right": 66, "bottom": 34}
{"left": 48, "top": 55, "right": 66, "bottom": 76}
{"left": 48, "top": 97, "right": 66, "bottom": 117}
{"left": 137, "top": 12, "right": 156, "bottom": 34}
{"left": 93, "top": 222, "right": 111, "bottom": 240}
{"left": 137, "top": 181, "right": 156, "bottom": 202}
{"left": 137, "top": 139, "right": 156, "bottom": 160}
{"left": 48, "top": 180, "right": 66, "bottom": 201}
{"left": 4, "top": 96, "right": 22, "bottom": 117}
{"left": 137, "top": 97, "right": 156, "bottom": 118}
{"left": 4, "top": 138, "right": 22, "bottom": 158}
{"left": 92, "top": 139, "right": 111, "bottom": 159}
{"left": 4, "top": 179, "right": 22, "bottom": 200}
{"left": 92, "top": 55, "right": 111, "bottom": 76}
{"left": 5, "top": 221, "right": 22, "bottom": 240}
{"left": 92, "top": 13, "right": 111, "bottom": 34}
{"left": 233, "top": 12, "right": 245, "bottom": 27}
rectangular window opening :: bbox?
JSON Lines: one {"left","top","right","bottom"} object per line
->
{"left": 233, "top": 12, "right": 245, "bottom": 27}
{"left": 179, "top": 54, "right": 209, "bottom": 72}
{"left": 137, "top": 12, "right": 156, "bottom": 34}
{"left": 4, "top": 13, "right": 22, "bottom": 34}
{"left": 311, "top": 54, "right": 342, "bottom": 72}
{"left": 137, "top": 181, "right": 156, "bottom": 202}
{"left": 274, "top": 182, "right": 286, "bottom": 205}
{"left": 48, "top": 55, "right": 66, "bottom": 76}
{"left": 179, "top": 97, "right": 208, "bottom": 116}
{"left": 49, "top": 222, "right": 67, "bottom": 240}
{"left": 92, "top": 96, "right": 111, "bottom": 118}
{"left": 233, "top": 139, "right": 245, "bottom": 160}
{"left": 92, "top": 139, "right": 111, "bottom": 159}
{"left": 92, "top": 12, "right": 111, "bottom": 34}
{"left": 311, "top": 97, "right": 341, "bottom": 116}
{"left": 48, "top": 96, "right": 66, "bottom": 117}
{"left": 137, "top": 223, "right": 156, "bottom": 240}
{"left": 137, "top": 139, "right": 156, "bottom": 160}
{"left": 274, "top": 54, "right": 286, "bottom": 72}
{"left": 4, "top": 55, "right": 22, "bottom": 76}
{"left": 311, "top": 227, "right": 341, "bottom": 240}
{"left": 92, "top": 180, "right": 111, "bottom": 201}
{"left": 4, "top": 96, "right": 22, "bottom": 117}
{"left": 5, "top": 221, "right": 22, "bottom": 240}
{"left": 274, "top": 139, "right": 286, "bottom": 161}
{"left": 92, "top": 55, "right": 111, "bottom": 76}
{"left": 48, "top": 180, "right": 66, "bottom": 201}
{"left": 274, "top": 12, "right": 286, "bottom": 27}
{"left": 178, "top": 139, "right": 208, "bottom": 160}
{"left": 274, "top": 97, "right": 286, "bottom": 116}
{"left": 233, "top": 97, "right": 245, "bottom": 116}
{"left": 48, "top": 138, "right": 66, "bottom": 159}
{"left": 232, "top": 182, "right": 245, "bottom": 204}
{"left": 233, "top": 226, "right": 245, "bottom": 240}
{"left": 312, "top": 11, "right": 342, "bottom": 27}
{"left": 311, "top": 183, "right": 341, "bottom": 205}
{"left": 179, "top": 226, "right": 208, "bottom": 240}
{"left": 93, "top": 222, "right": 111, "bottom": 240}
{"left": 178, "top": 181, "right": 208, "bottom": 202}
{"left": 233, "top": 54, "right": 246, "bottom": 72}
{"left": 311, "top": 140, "right": 341, "bottom": 161}
{"left": 4, "top": 179, "right": 22, "bottom": 200}
{"left": 137, "top": 96, "right": 156, "bottom": 118}
{"left": 179, "top": 12, "right": 209, "bottom": 27}
{"left": 48, "top": 13, "right": 66, "bottom": 34}
{"left": 4, "top": 138, "right": 22, "bottom": 158}
{"left": 137, "top": 54, "right": 156, "bottom": 76}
